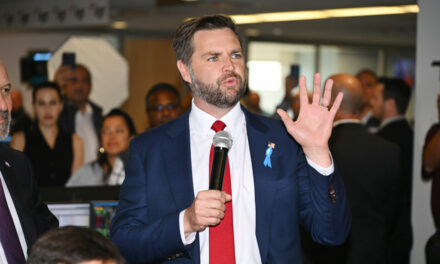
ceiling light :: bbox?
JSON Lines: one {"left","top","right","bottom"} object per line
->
{"left": 231, "top": 4, "right": 419, "bottom": 24}
{"left": 112, "top": 21, "right": 127, "bottom": 29}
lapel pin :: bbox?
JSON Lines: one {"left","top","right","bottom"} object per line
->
{"left": 4, "top": 161, "right": 10, "bottom": 167}
{"left": 263, "top": 142, "right": 275, "bottom": 168}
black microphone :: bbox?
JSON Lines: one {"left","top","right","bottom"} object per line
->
{"left": 209, "top": 130, "right": 233, "bottom": 191}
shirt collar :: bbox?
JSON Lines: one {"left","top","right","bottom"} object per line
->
{"left": 189, "top": 100, "right": 244, "bottom": 136}
{"left": 380, "top": 115, "right": 406, "bottom": 128}
{"left": 333, "top": 119, "right": 361, "bottom": 128}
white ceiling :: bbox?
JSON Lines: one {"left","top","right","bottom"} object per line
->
{"left": 0, "top": 0, "right": 417, "bottom": 47}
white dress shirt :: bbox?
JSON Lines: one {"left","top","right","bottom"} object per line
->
{"left": 178, "top": 101, "right": 334, "bottom": 263}
{"left": 75, "top": 103, "right": 99, "bottom": 164}
{"left": 0, "top": 171, "right": 28, "bottom": 263}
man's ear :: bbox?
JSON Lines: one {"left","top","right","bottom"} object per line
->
{"left": 177, "top": 60, "right": 191, "bottom": 84}
{"left": 384, "top": 98, "right": 396, "bottom": 113}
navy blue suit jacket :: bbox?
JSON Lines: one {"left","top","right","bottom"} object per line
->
{"left": 111, "top": 107, "right": 351, "bottom": 263}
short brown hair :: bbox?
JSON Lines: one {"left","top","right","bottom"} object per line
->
{"left": 171, "top": 14, "right": 240, "bottom": 65}
{"left": 27, "top": 226, "right": 124, "bottom": 264}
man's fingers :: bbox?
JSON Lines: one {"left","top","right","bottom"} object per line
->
{"left": 329, "top": 92, "right": 344, "bottom": 118}
{"left": 224, "top": 192, "right": 232, "bottom": 202}
{"left": 321, "top": 78, "right": 333, "bottom": 107}
{"left": 312, "top": 73, "right": 322, "bottom": 106}
{"left": 298, "top": 76, "right": 309, "bottom": 107}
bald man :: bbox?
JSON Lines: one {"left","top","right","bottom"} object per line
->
{"left": 0, "top": 61, "right": 58, "bottom": 263}
{"left": 301, "top": 73, "right": 401, "bottom": 264}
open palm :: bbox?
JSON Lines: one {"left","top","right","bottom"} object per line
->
{"left": 277, "top": 73, "right": 343, "bottom": 167}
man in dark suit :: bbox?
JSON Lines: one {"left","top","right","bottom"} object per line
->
{"left": 301, "top": 73, "right": 401, "bottom": 264}
{"left": 0, "top": 61, "right": 58, "bottom": 263}
{"left": 111, "top": 15, "right": 351, "bottom": 264}
{"left": 371, "top": 77, "right": 413, "bottom": 264}
{"left": 55, "top": 64, "right": 103, "bottom": 164}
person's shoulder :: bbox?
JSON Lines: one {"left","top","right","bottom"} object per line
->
{"left": 0, "top": 143, "right": 30, "bottom": 166}
{"left": 132, "top": 113, "right": 188, "bottom": 148}
{"left": 244, "top": 109, "right": 289, "bottom": 134}
{"left": 66, "top": 162, "right": 103, "bottom": 187}
{"left": 88, "top": 100, "right": 103, "bottom": 114}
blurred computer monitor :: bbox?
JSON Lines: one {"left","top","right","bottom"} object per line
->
{"left": 47, "top": 202, "right": 90, "bottom": 227}
{"left": 89, "top": 201, "right": 118, "bottom": 237}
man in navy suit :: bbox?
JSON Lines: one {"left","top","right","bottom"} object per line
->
{"left": 111, "top": 15, "right": 351, "bottom": 263}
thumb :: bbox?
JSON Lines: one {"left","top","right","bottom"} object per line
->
{"left": 224, "top": 192, "right": 232, "bottom": 202}
{"left": 277, "top": 109, "right": 294, "bottom": 127}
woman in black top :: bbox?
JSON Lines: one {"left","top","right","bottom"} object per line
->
{"left": 10, "top": 82, "right": 83, "bottom": 186}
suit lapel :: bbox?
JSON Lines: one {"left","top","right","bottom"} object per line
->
{"left": 161, "top": 111, "right": 200, "bottom": 263}
{"left": 0, "top": 145, "right": 33, "bottom": 248}
{"left": 243, "top": 109, "right": 278, "bottom": 262}
{"left": 162, "top": 110, "right": 194, "bottom": 211}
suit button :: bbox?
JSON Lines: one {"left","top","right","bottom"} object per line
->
{"left": 329, "top": 184, "right": 336, "bottom": 203}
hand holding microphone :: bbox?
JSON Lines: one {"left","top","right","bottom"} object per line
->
{"left": 184, "top": 130, "right": 233, "bottom": 236}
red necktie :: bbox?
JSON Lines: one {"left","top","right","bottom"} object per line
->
{"left": 209, "top": 120, "right": 236, "bottom": 264}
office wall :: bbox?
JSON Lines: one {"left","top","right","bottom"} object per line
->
{"left": 412, "top": 0, "right": 440, "bottom": 263}
{"left": 121, "top": 38, "right": 183, "bottom": 133}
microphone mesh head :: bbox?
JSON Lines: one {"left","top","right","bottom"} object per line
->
{"left": 213, "top": 130, "right": 233, "bottom": 149}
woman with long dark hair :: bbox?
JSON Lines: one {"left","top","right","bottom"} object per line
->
{"left": 10, "top": 82, "right": 84, "bottom": 186}
{"left": 66, "top": 108, "right": 136, "bottom": 186}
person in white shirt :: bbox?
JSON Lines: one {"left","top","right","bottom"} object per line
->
{"left": 111, "top": 15, "right": 351, "bottom": 264}
{"left": 55, "top": 64, "right": 103, "bottom": 164}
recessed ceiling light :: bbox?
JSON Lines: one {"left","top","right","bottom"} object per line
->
{"left": 230, "top": 4, "right": 419, "bottom": 24}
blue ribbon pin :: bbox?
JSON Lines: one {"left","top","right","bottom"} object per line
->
{"left": 263, "top": 142, "right": 275, "bottom": 168}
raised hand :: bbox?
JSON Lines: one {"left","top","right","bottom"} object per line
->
{"left": 277, "top": 73, "right": 343, "bottom": 167}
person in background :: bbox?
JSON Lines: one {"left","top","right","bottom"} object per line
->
{"left": 0, "top": 61, "right": 58, "bottom": 263}
{"left": 66, "top": 108, "right": 136, "bottom": 187}
{"left": 10, "top": 82, "right": 83, "bottom": 187}
{"left": 356, "top": 69, "right": 380, "bottom": 132}
{"left": 371, "top": 77, "right": 413, "bottom": 264}
{"left": 422, "top": 93, "right": 440, "bottom": 264}
{"left": 272, "top": 74, "right": 299, "bottom": 119}
{"left": 27, "top": 226, "right": 124, "bottom": 264}
{"left": 145, "top": 82, "right": 183, "bottom": 129}
{"left": 243, "top": 90, "right": 269, "bottom": 116}
{"left": 55, "top": 64, "right": 103, "bottom": 164}
{"left": 10, "top": 90, "right": 32, "bottom": 134}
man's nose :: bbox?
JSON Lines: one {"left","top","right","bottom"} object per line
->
{"left": 0, "top": 94, "right": 9, "bottom": 111}
{"left": 223, "top": 57, "right": 235, "bottom": 73}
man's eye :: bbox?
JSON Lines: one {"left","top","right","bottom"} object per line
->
{"left": 232, "top": 53, "right": 242, "bottom": 59}
{"left": 208, "top": 56, "right": 217, "bottom": 62}
{"left": 1, "top": 88, "right": 11, "bottom": 94}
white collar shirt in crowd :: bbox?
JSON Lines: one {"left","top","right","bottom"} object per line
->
{"left": 379, "top": 115, "right": 407, "bottom": 129}
{"left": 178, "top": 101, "right": 334, "bottom": 263}
{"left": 75, "top": 103, "right": 99, "bottom": 164}
{"left": 107, "top": 157, "right": 125, "bottom": 185}
{"left": 0, "top": 171, "right": 28, "bottom": 264}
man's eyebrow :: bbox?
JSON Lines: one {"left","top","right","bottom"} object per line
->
{"left": 1, "top": 83, "right": 11, "bottom": 89}
{"left": 201, "top": 51, "right": 221, "bottom": 57}
{"left": 231, "top": 48, "right": 243, "bottom": 54}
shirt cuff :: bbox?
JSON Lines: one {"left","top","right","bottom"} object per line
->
{"left": 306, "top": 152, "right": 334, "bottom": 176}
{"left": 179, "top": 210, "right": 196, "bottom": 245}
